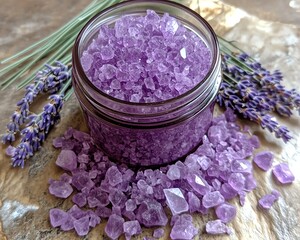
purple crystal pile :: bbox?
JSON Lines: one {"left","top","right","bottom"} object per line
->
{"left": 81, "top": 10, "right": 211, "bottom": 103}
{"left": 48, "top": 110, "right": 294, "bottom": 239}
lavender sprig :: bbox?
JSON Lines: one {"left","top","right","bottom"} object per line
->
{"left": 1, "top": 61, "right": 71, "bottom": 144}
{"left": 7, "top": 83, "right": 70, "bottom": 168}
{"left": 217, "top": 82, "right": 292, "bottom": 143}
{"left": 218, "top": 39, "right": 300, "bottom": 142}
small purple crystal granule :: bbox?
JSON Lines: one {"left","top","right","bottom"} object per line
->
{"left": 206, "top": 220, "right": 231, "bottom": 235}
{"left": 49, "top": 109, "right": 263, "bottom": 238}
{"left": 258, "top": 190, "right": 280, "bottom": 210}
{"left": 163, "top": 188, "right": 189, "bottom": 215}
{"left": 253, "top": 151, "right": 273, "bottom": 171}
{"left": 170, "top": 214, "right": 198, "bottom": 240}
{"left": 272, "top": 163, "right": 295, "bottom": 184}
{"left": 81, "top": 10, "right": 211, "bottom": 103}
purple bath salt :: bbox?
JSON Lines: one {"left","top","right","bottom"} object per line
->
{"left": 56, "top": 150, "right": 77, "bottom": 171}
{"left": 49, "top": 110, "right": 265, "bottom": 238}
{"left": 272, "top": 163, "right": 295, "bottom": 184}
{"left": 164, "top": 188, "right": 189, "bottom": 215}
{"left": 49, "top": 208, "right": 68, "bottom": 228}
{"left": 49, "top": 180, "right": 73, "bottom": 199}
{"left": 258, "top": 192, "right": 280, "bottom": 210}
{"left": 202, "top": 191, "right": 225, "bottom": 208}
{"left": 78, "top": 9, "right": 216, "bottom": 167}
{"left": 105, "top": 214, "right": 125, "bottom": 239}
{"left": 81, "top": 10, "right": 211, "bottom": 103}
{"left": 215, "top": 203, "right": 236, "bottom": 223}
{"left": 74, "top": 216, "right": 90, "bottom": 236}
{"left": 206, "top": 220, "right": 231, "bottom": 235}
{"left": 253, "top": 151, "right": 273, "bottom": 171}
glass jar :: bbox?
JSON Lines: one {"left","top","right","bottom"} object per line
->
{"left": 72, "top": 0, "right": 222, "bottom": 167}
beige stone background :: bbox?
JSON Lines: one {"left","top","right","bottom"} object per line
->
{"left": 0, "top": 0, "right": 299, "bottom": 239}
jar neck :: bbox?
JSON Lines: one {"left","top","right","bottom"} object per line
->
{"left": 72, "top": 0, "right": 222, "bottom": 126}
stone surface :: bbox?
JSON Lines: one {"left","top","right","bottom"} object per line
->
{"left": 0, "top": 1, "right": 300, "bottom": 240}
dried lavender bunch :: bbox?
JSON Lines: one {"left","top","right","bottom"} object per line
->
{"left": 1, "top": 61, "right": 71, "bottom": 144}
{"left": 6, "top": 84, "right": 71, "bottom": 168}
{"left": 218, "top": 39, "right": 300, "bottom": 142}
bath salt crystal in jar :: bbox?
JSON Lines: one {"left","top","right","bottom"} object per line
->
{"left": 72, "top": 0, "right": 222, "bottom": 167}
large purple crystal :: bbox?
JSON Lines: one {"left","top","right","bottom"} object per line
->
{"left": 136, "top": 199, "right": 168, "bottom": 227}
{"left": 215, "top": 203, "right": 236, "bottom": 223}
{"left": 272, "top": 163, "right": 295, "bottom": 184}
{"left": 202, "top": 191, "right": 225, "bottom": 208}
{"left": 105, "top": 214, "right": 125, "bottom": 239}
{"left": 163, "top": 188, "right": 189, "bottom": 215}
{"left": 56, "top": 150, "right": 77, "bottom": 171}
{"left": 170, "top": 214, "right": 198, "bottom": 240}
{"left": 253, "top": 151, "right": 273, "bottom": 171}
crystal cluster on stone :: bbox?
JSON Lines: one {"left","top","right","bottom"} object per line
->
{"left": 81, "top": 10, "right": 211, "bottom": 103}
{"left": 272, "top": 163, "right": 295, "bottom": 184}
{"left": 48, "top": 109, "right": 267, "bottom": 238}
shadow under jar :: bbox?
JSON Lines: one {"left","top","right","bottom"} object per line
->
{"left": 72, "top": 0, "right": 222, "bottom": 167}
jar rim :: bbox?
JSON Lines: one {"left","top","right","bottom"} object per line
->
{"left": 72, "top": 0, "right": 220, "bottom": 107}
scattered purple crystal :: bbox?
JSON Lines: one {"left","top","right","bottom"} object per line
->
{"left": 202, "top": 191, "right": 225, "bottom": 209}
{"left": 253, "top": 151, "right": 273, "bottom": 171}
{"left": 215, "top": 203, "right": 236, "bottom": 223}
{"left": 60, "top": 214, "right": 75, "bottom": 231}
{"left": 187, "top": 173, "right": 210, "bottom": 196}
{"left": 228, "top": 173, "right": 246, "bottom": 191}
{"left": 272, "top": 163, "right": 295, "bottom": 184}
{"left": 48, "top": 110, "right": 277, "bottom": 238}
{"left": 74, "top": 216, "right": 90, "bottom": 236}
{"left": 258, "top": 193, "right": 279, "bottom": 210}
{"left": 105, "top": 214, "right": 125, "bottom": 239}
{"left": 170, "top": 214, "right": 198, "bottom": 240}
{"left": 123, "top": 220, "right": 142, "bottom": 238}
{"left": 72, "top": 193, "right": 87, "bottom": 207}
{"left": 49, "top": 180, "right": 73, "bottom": 198}
{"left": 106, "top": 166, "right": 123, "bottom": 186}
{"left": 136, "top": 199, "right": 168, "bottom": 227}
{"left": 163, "top": 188, "right": 189, "bottom": 215}
{"left": 187, "top": 192, "right": 201, "bottom": 213}
{"left": 206, "top": 220, "right": 231, "bottom": 235}
{"left": 49, "top": 208, "right": 68, "bottom": 227}
{"left": 56, "top": 150, "right": 77, "bottom": 171}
